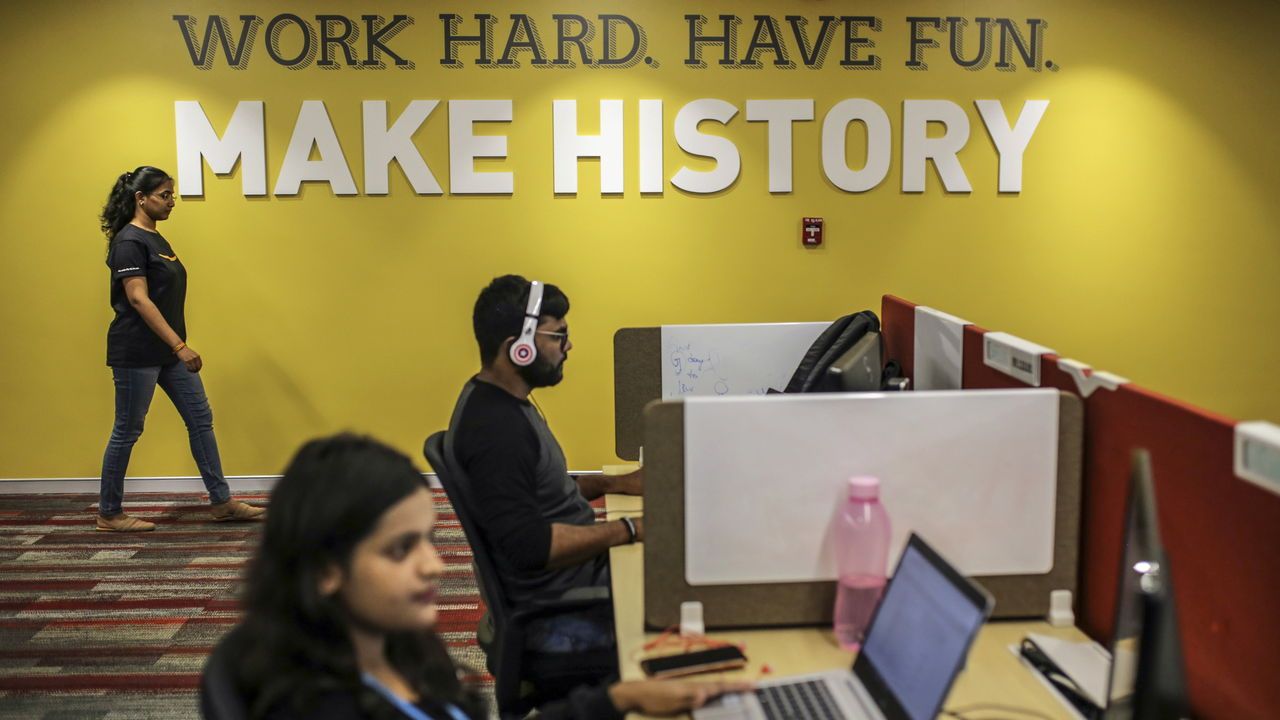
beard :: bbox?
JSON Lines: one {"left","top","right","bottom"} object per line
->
{"left": 517, "top": 353, "right": 564, "bottom": 388}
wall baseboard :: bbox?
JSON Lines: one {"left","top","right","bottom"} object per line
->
{"left": 0, "top": 470, "right": 601, "bottom": 494}
{"left": 0, "top": 474, "right": 439, "bottom": 494}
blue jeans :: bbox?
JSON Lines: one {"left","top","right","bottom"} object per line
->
{"left": 526, "top": 602, "right": 617, "bottom": 653}
{"left": 99, "top": 362, "right": 231, "bottom": 516}
{"left": 525, "top": 566, "right": 616, "bottom": 653}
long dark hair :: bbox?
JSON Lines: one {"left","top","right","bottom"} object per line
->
{"left": 237, "top": 434, "right": 483, "bottom": 719}
{"left": 99, "top": 166, "right": 171, "bottom": 239}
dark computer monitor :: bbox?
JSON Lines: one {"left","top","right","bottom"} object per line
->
{"left": 1104, "top": 449, "right": 1190, "bottom": 720}
{"left": 823, "top": 331, "right": 883, "bottom": 392}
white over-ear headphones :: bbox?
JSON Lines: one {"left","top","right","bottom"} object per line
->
{"left": 508, "top": 280, "right": 543, "bottom": 367}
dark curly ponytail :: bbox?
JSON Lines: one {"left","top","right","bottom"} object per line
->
{"left": 100, "top": 166, "right": 171, "bottom": 240}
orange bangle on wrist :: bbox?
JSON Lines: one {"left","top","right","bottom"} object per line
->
{"left": 172, "top": 342, "right": 186, "bottom": 354}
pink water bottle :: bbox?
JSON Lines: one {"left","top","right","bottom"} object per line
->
{"left": 833, "top": 475, "right": 891, "bottom": 651}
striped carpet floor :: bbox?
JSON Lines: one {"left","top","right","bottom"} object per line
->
{"left": 0, "top": 491, "right": 492, "bottom": 719}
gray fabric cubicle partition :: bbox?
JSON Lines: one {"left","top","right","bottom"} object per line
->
{"left": 614, "top": 327, "right": 660, "bottom": 461}
{"left": 642, "top": 393, "right": 1084, "bottom": 629}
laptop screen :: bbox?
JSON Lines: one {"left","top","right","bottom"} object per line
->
{"left": 857, "top": 540, "right": 990, "bottom": 720}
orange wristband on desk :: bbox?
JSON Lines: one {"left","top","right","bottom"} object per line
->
{"left": 633, "top": 624, "right": 742, "bottom": 664}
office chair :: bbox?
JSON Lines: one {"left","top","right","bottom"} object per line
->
{"left": 423, "top": 432, "right": 618, "bottom": 718}
{"left": 200, "top": 626, "right": 249, "bottom": 720}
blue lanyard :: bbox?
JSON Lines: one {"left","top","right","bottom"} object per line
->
{"left": 360, "top": 673, "right": 469, "bottom": 720}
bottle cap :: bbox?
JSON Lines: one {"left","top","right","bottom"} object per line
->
{"left": 848, "top": 475, "right": 880, "bottom": 500}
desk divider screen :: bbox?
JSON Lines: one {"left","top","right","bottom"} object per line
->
{"left": 614, "top": 322, "right": 828, "bottom": 460}
{"left": 614, "top": 327, "right": 661, "bottom": 460}
{"left": 642, "top": 392, "right": 1083, "bottom": 629}
{"left": 881, "top": 293, "right": 1280, "bottom": 719}
{"left": 683, "top": 391, "right": 1061, "bottom": 584}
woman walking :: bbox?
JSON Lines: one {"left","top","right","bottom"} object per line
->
{"left": 97, "top": 166, "right": 263, "bottom": 531}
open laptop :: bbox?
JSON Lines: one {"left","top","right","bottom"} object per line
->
{"left": 695, "top": 533, "right": 994, "bottom": 720}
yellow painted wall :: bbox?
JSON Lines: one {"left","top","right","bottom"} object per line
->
{"left": 1, "top": 1, "right": 1277, "bottom": 478}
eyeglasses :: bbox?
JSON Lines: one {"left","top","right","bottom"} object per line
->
{"left": 535, "top": 330, "right": 569, "bottom": 350}
{"left": 149, "top": 191, "right": 176, "bottom": 201}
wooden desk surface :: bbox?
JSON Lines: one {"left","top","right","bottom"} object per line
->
{"left": 605, "top": 492, "right": 1086, "bottom": 719}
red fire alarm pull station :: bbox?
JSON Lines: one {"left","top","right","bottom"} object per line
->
{"left": 802, "top": 217, "right": 824, "bottom": 247}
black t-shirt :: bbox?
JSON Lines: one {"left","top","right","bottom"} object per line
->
{"left": 105, "top": 225, "right": 187, "bottom": 367}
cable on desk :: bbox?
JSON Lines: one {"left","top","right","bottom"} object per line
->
{"left": 1016, "top": 637, "right": 1102, "bottom": 719}
{"left": 941, "top": 703, "right": 1056, "bottom": 720}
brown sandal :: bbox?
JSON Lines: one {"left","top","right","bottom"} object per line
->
{"left": 210, "top": 500, "right": 266, "bottom": 522}
{"left": 96, "top": 514, "right": 157, "bottom": 532}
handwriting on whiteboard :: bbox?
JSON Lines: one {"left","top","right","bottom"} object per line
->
{"left": 670, "top": 343, "right": 729, "bottom": 395}
{"left": 669, "top": 343, "right": 773, "bottom": 396}
{"left": 659, "top": 322, "right": 830, "bottom": 400}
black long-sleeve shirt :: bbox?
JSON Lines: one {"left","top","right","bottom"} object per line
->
{"left": 449, "top": 379, "right": 607, "bottom": 605}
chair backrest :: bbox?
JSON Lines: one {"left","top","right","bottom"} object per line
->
{"left": 200, "top": 626, "right": 249, "bottom": 720}
{"left": 423, "top": 431, "right": 514, "bottom": 631}
{"left": 426, "top": 429, "right": 618, "bottom": 717}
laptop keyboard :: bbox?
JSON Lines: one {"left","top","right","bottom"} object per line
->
{"left": 756, "top": 679, "right": 842, "bottom": 720}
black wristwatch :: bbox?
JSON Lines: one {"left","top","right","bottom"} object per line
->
{"left": 619, "top": 517, "right": 638, "bottom": 544}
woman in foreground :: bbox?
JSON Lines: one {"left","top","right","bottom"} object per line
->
{"left": 212, "top": 433, "right": 747, "bottom": 719}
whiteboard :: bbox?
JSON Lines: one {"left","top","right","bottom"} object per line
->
{"left": 660, "top": 322, "right": 828, "bottom": 398}
{"left": 683, "top": 389, "right": 1060, "bottom": 585}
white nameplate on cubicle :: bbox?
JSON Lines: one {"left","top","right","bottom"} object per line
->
{"left": 983, "top": 332, "right": 1055, "bottom": 387}
{"left": 683, "top": 390, "right": 1060, "bottom": 585}
{"left": 660, "top": 322, "right": 827, "bottom": 398}
{"left": 1235, "top": 421, "right": 1280, "bottom": 498}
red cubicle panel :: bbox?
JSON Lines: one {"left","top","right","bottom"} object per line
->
{"left": 880, "top": 293, "right": 916, "bottom": 383}
{"left": 881, "top": 294, "right": 1280, "bottom": 720}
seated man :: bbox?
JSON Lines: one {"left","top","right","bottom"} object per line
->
{"left": 448, "top": 275, "right": 643, "bottom": 654}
